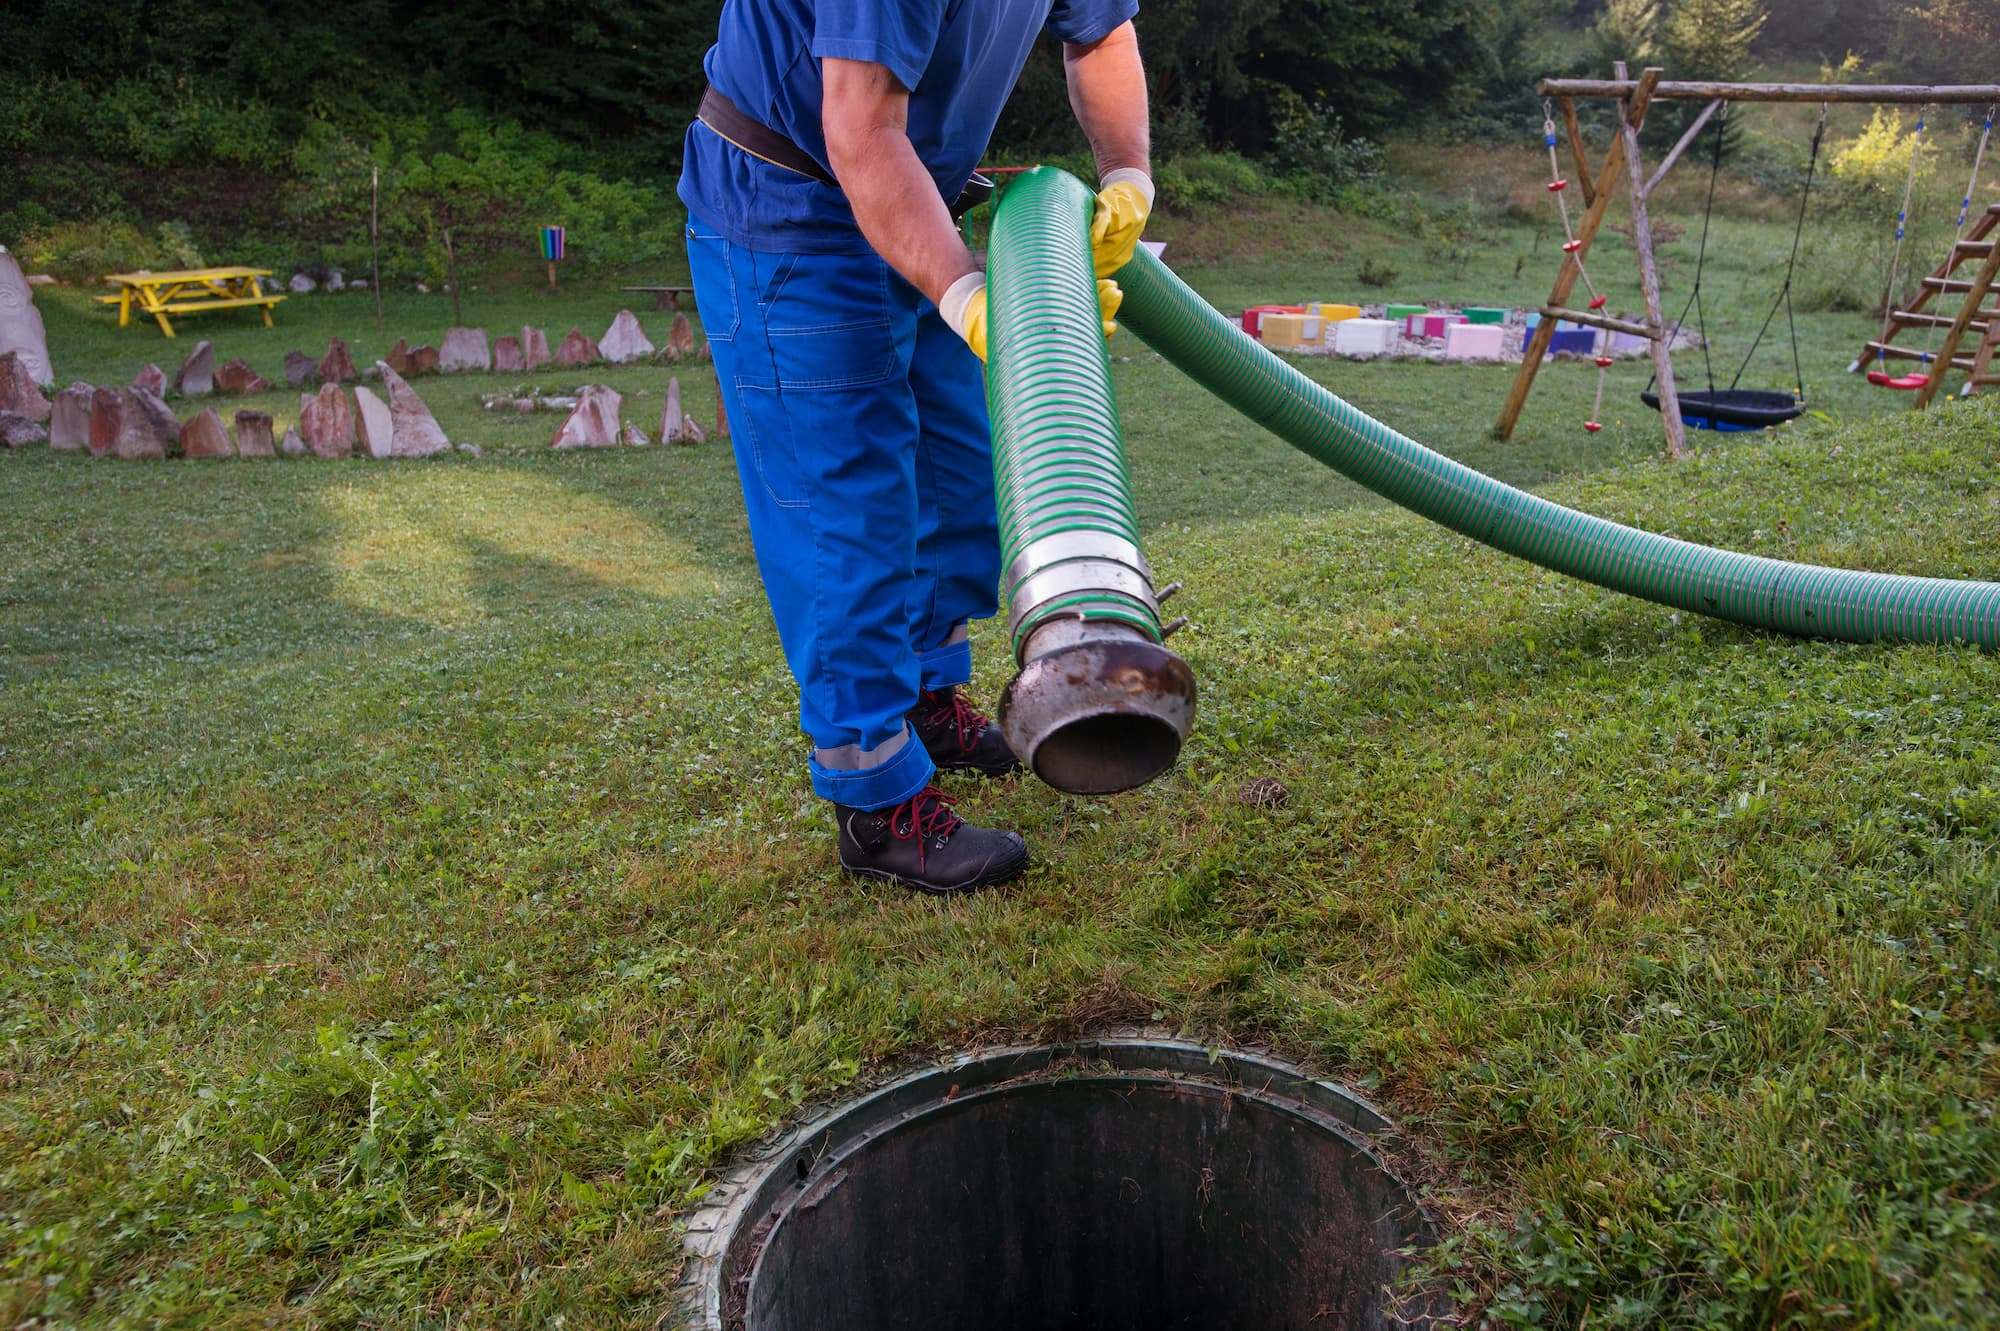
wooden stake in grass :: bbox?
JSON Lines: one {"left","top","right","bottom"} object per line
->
{"left": 443, "top": 227, "right": 463, "bottom": 328}
{"left": 370, "top": 166, "right": 384, "bottom": 336}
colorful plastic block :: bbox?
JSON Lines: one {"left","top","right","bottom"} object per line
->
{"left": 1443, "top": 323, "right": 1505, "bottom": 361}
{"left": 1463, "top": 307, "right": 1508, "bottom": 325}
{"left": 1333, "top": 318, "right": 1399, "bottom": 356}
{"left": 1546, "top": 328, "right": 1597, "bottom": 357}
{"left": 1406, "top": 313, "right": 1469, "bottom": 339}
{"left": 1261, "top": 314, "right": 1324, "bottom": 348}
{"left": 1240, "top": 304, "right": 1308, "bottom": 338}
{"left": 1308, "top": 302, "right": 1363, "bottom": 323}
{"left": 1385, "top": 303, "right": 1426, "bottom": 321}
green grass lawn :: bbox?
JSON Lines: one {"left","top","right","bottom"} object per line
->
{"left": 4, "top": 184, "right": 1998, "bottom": 1328}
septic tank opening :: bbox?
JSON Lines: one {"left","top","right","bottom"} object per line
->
{"left": 688, "top": 1040, "right": 1442, "bottom": 1331}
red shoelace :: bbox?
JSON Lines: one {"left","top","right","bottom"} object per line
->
{"left": 886, "top": 785, "right": 962, "bottom": 868}
{"left": 923, "top": 689, "right": 988, "bottom": 752}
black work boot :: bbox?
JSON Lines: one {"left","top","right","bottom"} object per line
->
{"left": 907, "top": 686, "right": 1020, "bottom": 777}
{"left": 836, "top": 785, "right": 1029, "bottom": 895}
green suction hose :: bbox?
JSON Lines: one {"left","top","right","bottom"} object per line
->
{"left": 985, "top": 168, "right": 1164, "bottom": 654}
{"left": 983, "top": 168, "right": 1195, "bottom": 796}
{"left": 1109, "top": 241, "right": 2000, "bottom": 647}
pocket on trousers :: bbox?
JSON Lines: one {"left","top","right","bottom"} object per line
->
{"left": 742, "top": 402, "right": 812, "bottom": 510}
{"left": 759, "top": 251, "right": 901, "bottom": 390}
{"left": 685, "top": 223, "right": 740, "bottom": 343}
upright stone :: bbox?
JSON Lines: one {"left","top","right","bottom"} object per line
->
{"left": 354, "top": 385, "right": 394, "bottom": 459}
{"left": 407, "top": 345, "right": 440, "bottom": 376}
{"left": 0, "top": 249, "right": 54, "bottom": 387}
{"left": 50, "top": 384, "right": 93, "bottom": 449}
{"left": 713, "top": 367, "right": 729, "bottom": 439}
{"left": 0, "top": 414, "right": 47, "bottom": 447}
{"left": 554, "top": 327, "right": 598, "bottom": 366}
{"left": 281, "top": 425, "right": 308, "bottom": 456}
{"left": 215, "top": 358, "right": 272, "bottom": 395}
{"left": 320, "top": 337, "right": 357, "bottom": 384}
{"left": 551, "top": 384, "right": 622, "bottom": 448}
{"left": 493, "top": 335, "right": 525, "bottom": 372}
{"left": 382, "top": 338, "right": 411, "bottom": 376}
{"left": 173, "top": 340, "right": 215, "bottom": 396}
{"left": 233, "top": 410, "right": 276, "bottom": 457}
{"left": 133, "top": 363, "right": 166, "bottom": 395}
{"left": 88, "top": 387, "right": 123, "bottom": 456}
{"left": 521, "top": 326, "right": 552, "bottom": 370}
{"left": 439, "top": 327, "right": 491, "bottom": 373}
{"left": 179, "top": 407, "right": 234, "bottom": 458}
{"left": 377, "top": 363, "right": 453, "bottom": 458}
{"left": 0, "top": 351, "right": 50, "bottom": 422}
{"left": 284, "top": 350, "right": 320, "bottom": 388}
{"left": 662, "top": 376, "right": 692, "bottom": 444}
{"left": 598, "top": 310, "right": 654, "bottom": 364}
{"left": 118, "top": 388, "right": 178, "bottom": 460}
{"left": 667, "top": 313, "right": 696, "bottom": 358}
{"left": 298, "top": 384, "right": 356, "bottom": 459}
{"left": 623, "top": 421, "right": 650, "bottom": 447}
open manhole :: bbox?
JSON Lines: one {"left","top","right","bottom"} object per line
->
{"left": 682, "top": 1039, "right": 1443, "bottom": 1330}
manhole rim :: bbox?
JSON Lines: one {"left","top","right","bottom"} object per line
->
{"left": 678, "top": 1037, "right": 1429, "bottom": 1331}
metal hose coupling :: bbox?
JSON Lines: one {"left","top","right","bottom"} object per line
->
{"left": 984, "top": 168, "right": 1196, "bottom": 794}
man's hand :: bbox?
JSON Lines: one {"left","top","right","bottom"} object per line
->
{"left": 1065, "top": 21, "right": 1152, "bottom": 277}
{"left": 1091, "top": 171, "right": 1153, "bottom": 278}
{"left": 942, "top": 274, "right": 1124, "bottom": 363}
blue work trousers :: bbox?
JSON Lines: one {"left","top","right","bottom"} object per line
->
{"left": 686, "top": 220, "right": 1001, "bottom": 810}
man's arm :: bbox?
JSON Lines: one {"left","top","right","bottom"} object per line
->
{"left": 821, "top": 57, "right": 979, "bottom": 307}
{"left": 1064, "top": 19, "right": 1150, "bottom": 180}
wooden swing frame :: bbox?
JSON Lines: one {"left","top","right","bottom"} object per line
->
{"left": 1496, "top": 67, "right": 2000, "bottom": 458}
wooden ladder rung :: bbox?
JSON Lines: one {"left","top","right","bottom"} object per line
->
{"left": 1887, "top": 310, "right": 1995, "bottom": 331}
{"left": 1954, "top": 240, "right": 1996, "bottom": 257}
{"left": 1922, "top": 277, "right": 1981, "bottom": 292}
{"left": 1864, "top": 340, "right": 1978, "bottom": 371}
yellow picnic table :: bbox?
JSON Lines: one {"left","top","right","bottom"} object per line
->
{"left": 97, "top": 267, "right": 286, "bottom": 339}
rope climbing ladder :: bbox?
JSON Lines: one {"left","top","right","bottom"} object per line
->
{"left": 1540, "top": 100, "right": 1616, "bottom": 433}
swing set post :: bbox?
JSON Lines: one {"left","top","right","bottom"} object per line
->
{"left": 1496, "top": 65, "right": 1682, "bottom": 452}
{"left": 1615, "top": 66, "right": 1688, "bottom": 459}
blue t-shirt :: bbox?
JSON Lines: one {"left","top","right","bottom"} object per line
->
{"left": 679, "top": 0, "right": 1137, "bottom": 254}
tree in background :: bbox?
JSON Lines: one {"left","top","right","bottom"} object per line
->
{"left": 1661, "top": 0, "right": 1767, "bottom": 81}
{"left": 1652, "top": 0, "right": 1767, "bottom": 149}
{"left": 1590, "top": 0, "right": 1662, "bottom": 68}
{"left": 1891, "top": 0, "right": 2000, "bottom": 86}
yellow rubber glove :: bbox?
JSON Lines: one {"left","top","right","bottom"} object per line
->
{"left": 942, "top": 274, "right": 1125, "bottom": 363}
{"left": 1090, "top": 170, "right": 1155, "bottom": 278}
{"left": 1095, "top": 278, "right": 1123, "bottom": 339}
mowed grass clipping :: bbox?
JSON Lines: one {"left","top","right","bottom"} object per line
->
{"left": 4, "top": 267, "right": 2000, "bottom": 1324}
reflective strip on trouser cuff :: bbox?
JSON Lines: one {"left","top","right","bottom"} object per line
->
{"left": 917, "top": 623, "right": 972, "bottom": 691}
{"left": 809, "top": 724, "right": 935, "bottom": 810}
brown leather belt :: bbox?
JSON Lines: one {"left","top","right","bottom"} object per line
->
{"left": 697, "top": 85, "right": 994, "bottom": 220}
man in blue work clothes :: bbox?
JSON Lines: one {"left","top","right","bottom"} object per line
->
{"left": 681, "top": 2, "right": 1154, "bottom": 895}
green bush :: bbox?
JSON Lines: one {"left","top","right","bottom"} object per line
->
{"left": 12, "top": 220, "right": 199, "bottom": 282}
{"left": 1154, "top": 152, "right": 1267, "bottom": 208}
{"left": 1827, "top": 108, "right": 1938, "bottom": 220}
{"left": 1260, "top": 87, "right": 1383, "bottom": 202}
